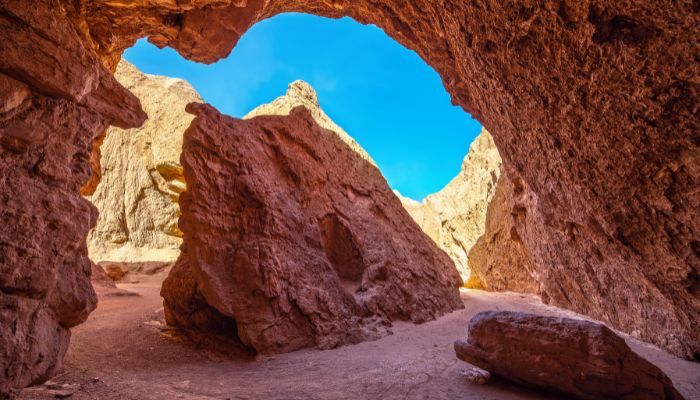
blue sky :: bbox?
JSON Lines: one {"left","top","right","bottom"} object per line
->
{"left": 124, "top": 13, "right": 481, "bottom": 200}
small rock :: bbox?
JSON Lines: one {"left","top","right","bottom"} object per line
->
{"left": 460, "top": 367, "right": 490, "bottom": 385}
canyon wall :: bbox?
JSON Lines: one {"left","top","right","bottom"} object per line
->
{"left": 1, "top": 0, "right": 698, "bottom": 392}
{"left": 161, "top": 103, "right": 463, "bottom": 354}
{"left": 468, "top": 171, "right": 541, "bottom": 294}
{"left": 0, "top": 0, "right": 146, "bottom": 393}
{"left": 86, "top": 60, "right": 199, "bottom": 263}
{"left": 396, "top": 129, "right": 501, "bottom": 285}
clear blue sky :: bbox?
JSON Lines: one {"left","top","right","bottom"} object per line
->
{"left": 124, "top": 13, "right": 481, "bottom": 201}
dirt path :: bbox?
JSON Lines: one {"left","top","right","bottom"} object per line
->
{"left": 18, "top": 283, "right": 700, "bottom": 400}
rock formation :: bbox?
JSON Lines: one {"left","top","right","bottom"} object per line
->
{"left": 86, "top": 60, "right": 201, "bottom": 263}
{"left": 87, "top": 68, "right": 363, "bottom": 264}
{"left": 244, "top": 80, "right": 375, "bottom": 165}
{"left": 454, "top": 311, "right": 685, "bottom": 400}
{"left": 467, "top": 171, "right": 540, "bottom": 293}
{"left": 161, "top": 103, "right": 463, "bottom": 354}
{"left": 396, "top": 129, "right": 501, "bottom": 285}
{"left": 1, "top": 0, "right": 698, "bottom": 393}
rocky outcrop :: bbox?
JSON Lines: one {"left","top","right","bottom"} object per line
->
{"left": 396, "top": 129, "right": 501, "bottom": 285}
{"left": 86, "top": 60, "right": 201, "bottom": 263}
{"left": 467, "top": 171, "right": 540, "bottom": 293}
{"left": 244, "top": 80, "right": 375, "bottom": 165}
{"left": 161, "top": 103, "right": 463, "bottom": 354}
{"left": 454, "top": 311, "right": 685, "bottom": 400}
{"left": 1, "top": 0, "right": 698, "bottom": 393}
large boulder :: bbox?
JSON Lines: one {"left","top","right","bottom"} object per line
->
{"left": 161, "top": 103, "right": 463, "bottom": 354}
{"left": 454, "top": 311, "right": 685, "bottom": 400}
{"left": 396, "top": 129, "right": 502, "bottom": 285}
{"left": 85, "top": 60, "right": 201, "bottom": 263}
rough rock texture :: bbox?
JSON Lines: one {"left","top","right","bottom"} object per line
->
{"left": 396, "top": 129, "right": 501, "bottom": 285}
{"left": 1, "top": 0, "right": 699, "bottom": 393}
{"left": 161, "top": 103, "right": 463, "bottom": 354}
{"left": 245, "top": 80, "right": 375, "bottom": 165}
{"left": 86, "top": 60, "right": 201, "bottom": 263}
{"left": 454, "top": 311, "right": 685, "bottom": 400}
{"left": 0, "top": 0, "right": 146, "bottom": 393}
{"left": 467, "top": 171, "right": 541, "bottom": 294}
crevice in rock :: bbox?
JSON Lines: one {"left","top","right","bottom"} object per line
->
{"left": 318, "top": 213, "right": 366, "bottom": 296}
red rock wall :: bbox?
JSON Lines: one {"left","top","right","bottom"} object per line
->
{"left": 161, "top": 104, "right": 463, "bottom": 354}
{"left": 0, "top": 0, "right": 145, "bottom": 393}
{"left": 0, "top": 0, "right": 698, "bottom": 392}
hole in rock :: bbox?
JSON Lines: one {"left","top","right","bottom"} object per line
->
{"left": 318, "top": 213, "right": 366, "bottom": 295}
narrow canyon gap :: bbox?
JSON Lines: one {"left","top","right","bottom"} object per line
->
{"left": 0, "top": 0, "right": 698, "bottom": 394}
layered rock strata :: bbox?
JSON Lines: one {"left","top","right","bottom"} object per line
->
{"left": 454, "top": 311, "right": 685, "bottom": 400}
{"left": 161, "top": 103, "right": 463, "bottom": 354}
{"left": 86, "top": 60, "right": 201, "bottom": 263}
{"left": 1, "top": 0, "right": 698, "bottom": 392}
{"left": 397, "top": 129, "right": 501, "bottom": 285}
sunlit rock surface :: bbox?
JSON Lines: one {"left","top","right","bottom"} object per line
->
{"left": 85, "top": 60, "right": 200, "bottom": 263}
{"left": 161, "top": 103, "right": 463, "bottom": 354}
{"left": 396, "top": 129, "right": 501, "bottom": 285}
{"left": 245, "top": 80, "right": 375, "bottom": 165}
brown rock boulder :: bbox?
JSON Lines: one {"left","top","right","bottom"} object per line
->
{"left": 161, "top": 103, "right": 463, "bottom": 354}
{"left": 454, "top": 311, "right": 685, "bottom": 400}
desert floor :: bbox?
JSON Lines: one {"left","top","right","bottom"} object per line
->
{"left": 18, "top": 277, "right": 700, "bottom": 400}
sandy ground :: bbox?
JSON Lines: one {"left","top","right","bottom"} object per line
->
{"left": 18, "top": 281, "right": 700, "bottom": 400}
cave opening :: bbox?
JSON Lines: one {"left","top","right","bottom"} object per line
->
{"left": 85, "top": 13, "right": 495, "bottom": 301}
{"left": 3, "top": 0, "right": 699, "bottom": 398}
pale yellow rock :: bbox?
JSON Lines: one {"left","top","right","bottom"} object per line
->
{"left": 86, "top": 60, "right": 202, "bottom": 262}
{"left": 396, "top": 129, "right": 502, "bottom": 285}
{"left": 244, "top": 80, "right": 375, "bottom": 166}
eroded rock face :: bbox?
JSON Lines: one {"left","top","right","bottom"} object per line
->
{"left": 454, "top": 311, "right": 685, "bottom": 400}
{"left": 0, "top": 1, "right": 146, "bottom": 393}
{"left": 86, "top": 60, "right": 200, "bottom": 263}
{"left": 161, "top": 103, "right": 463, "bottom": 354}
{"left": 1, "top": 0, "right": 698, "bottom": 392}
{"left": 467, "top": 171, "right": 540, "bottom": 294}
{"left": 396, "top": 129, "right": 502, "bottom": 285}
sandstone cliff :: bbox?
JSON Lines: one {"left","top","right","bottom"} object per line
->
{"left": 396, "top": 129, "right": 501, "bottom": 285}
{"left": 161, "top": 103, "right": 463, "bottom": 354}
{"left": 85, "top": 60, "right": 201, "bottom": 263}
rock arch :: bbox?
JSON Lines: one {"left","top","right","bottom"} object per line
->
{"left": 0, "top": 0, "right": 697, "bottom": 393}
